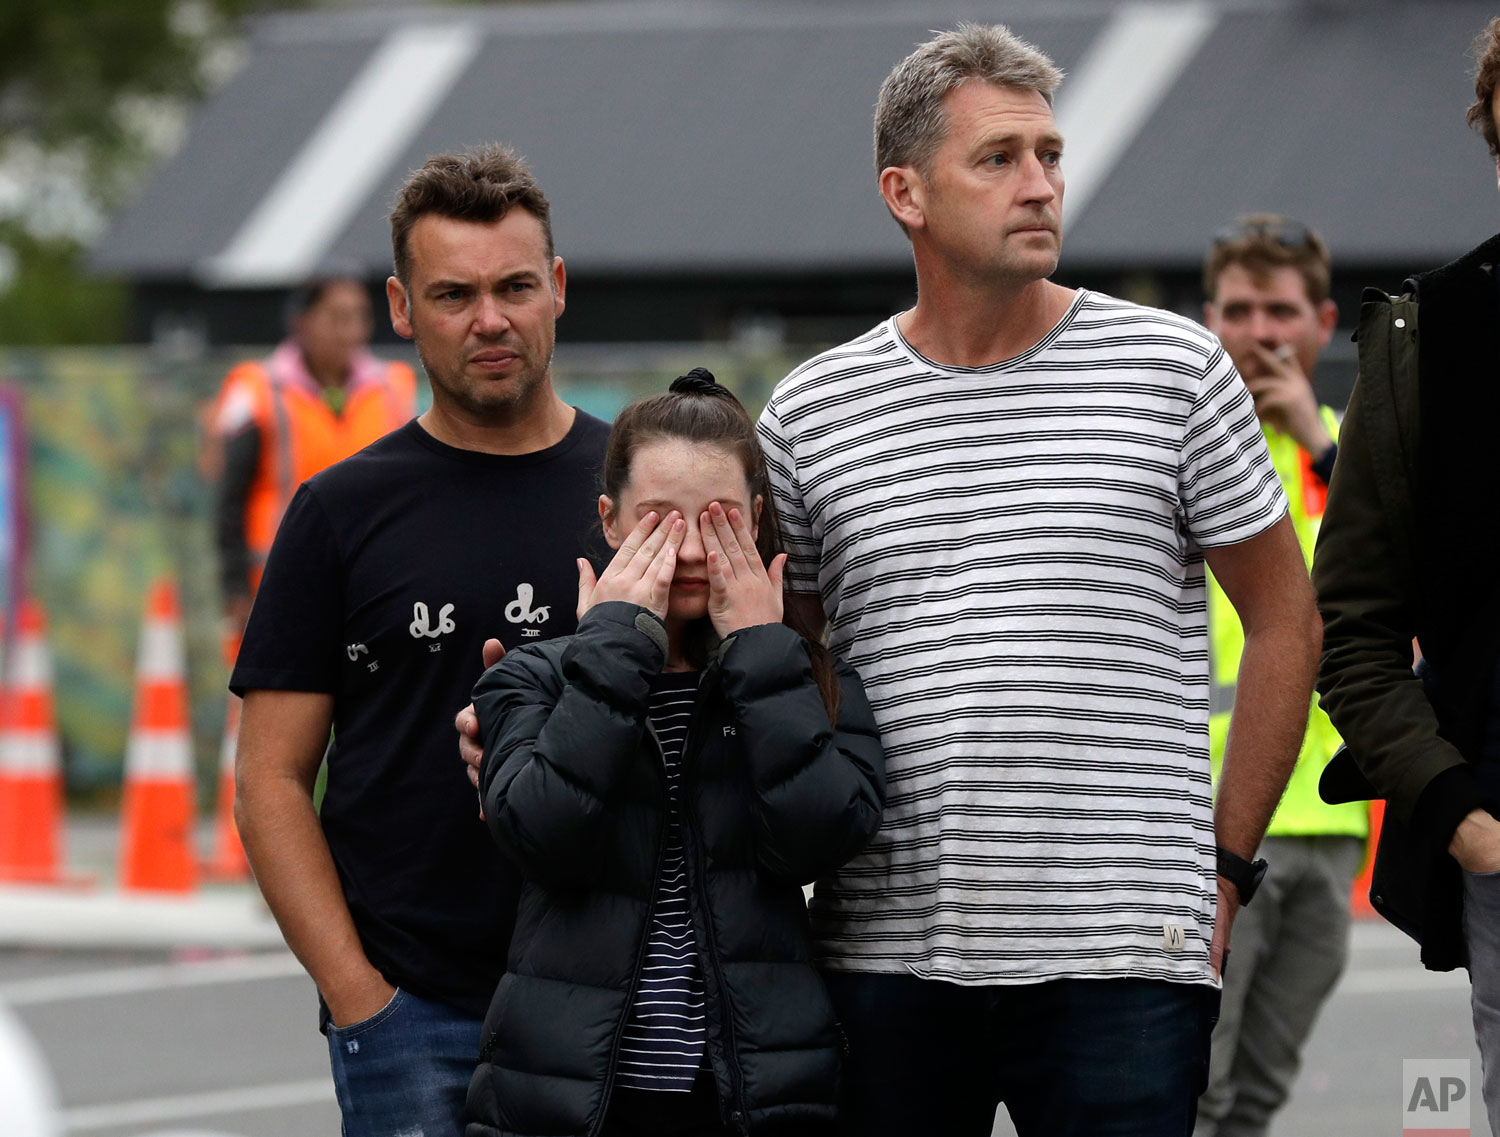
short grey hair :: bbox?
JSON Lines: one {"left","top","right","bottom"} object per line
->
{"left": 875, "top": 23, "right": 1064, "bottom": 176}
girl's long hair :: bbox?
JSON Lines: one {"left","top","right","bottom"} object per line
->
{"left": 601, "top": 368, "right": 840, "bottom": 722}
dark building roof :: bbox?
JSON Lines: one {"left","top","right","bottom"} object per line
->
{"left": 94, "top": 0, "right": 1500, "bottom": 289}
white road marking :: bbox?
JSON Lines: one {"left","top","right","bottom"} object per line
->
{"left": 0, "top": 919, "right": 1465, "bottom": 1137}
{"left": 60, "top": 1078, "right": 333, "bottom": 1131}
{"left": 0, "top": 951, "right": 306, "bottom": 1006}
{"left": 202, "top": 23, "right": 479, "bottom": 286}
{"left": 1053, "top": 1, "right": 1219, "bottom": 228}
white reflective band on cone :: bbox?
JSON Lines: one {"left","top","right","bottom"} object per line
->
{"left": 124, "top": 732, "right": 192, "bottom": 779}
{"left": 9, "top": 640, "right": 51, "bottom": 688}
{"left": 135, "top": 622, "right": 186, "bottom": 681}
{"left": 0, "top": 733, "right": 61, "bottom": 776}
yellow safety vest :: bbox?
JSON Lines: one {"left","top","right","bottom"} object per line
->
{"left": 1207, "top": 407, "right": 1367, "bottom": 838}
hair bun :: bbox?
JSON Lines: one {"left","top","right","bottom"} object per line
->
{"left": 670, "top": 367, "right": 731, "bottom": 398}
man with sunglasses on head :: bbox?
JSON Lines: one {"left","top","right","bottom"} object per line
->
{"left": 1196, "top": 216, "right": 1368, "bottom": 1137}
{"left": 1315, "top": 19, "right": 1500, "bottom": 1133}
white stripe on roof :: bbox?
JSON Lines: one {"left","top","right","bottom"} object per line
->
{"left": 202, "top": 24, "right": 480, "bottom": 286}
{"left": 1054, "top": 1, "right": 1218, "bottom": 229}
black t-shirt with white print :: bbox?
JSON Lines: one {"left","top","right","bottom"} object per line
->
{"left": 231, "top": 413, "right": 610, "bottom": 1020}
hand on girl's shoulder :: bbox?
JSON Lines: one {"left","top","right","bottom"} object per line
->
{"left": 472, "top": 637, "right": 569, "bottom": 701}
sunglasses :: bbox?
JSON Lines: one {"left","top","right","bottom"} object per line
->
{"left": 1212, "top": 218, "right": 1315, "bottom": 250}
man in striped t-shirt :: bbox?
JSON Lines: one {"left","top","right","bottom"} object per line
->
{"left": 757, "top": 25, "right": 1321, "bottom": 1137}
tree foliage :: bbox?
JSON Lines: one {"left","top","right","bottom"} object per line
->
{"left": 0, "top": 0, "right": 305, "bottom": 343}
{"left": 0, "top": 0, "right": 291, "bottom": 204}
{"left": 0, "top": 0, "right": 510, "bottom": 344}
{"left": 0, "top": 222, "right": 125, "bottom": 344}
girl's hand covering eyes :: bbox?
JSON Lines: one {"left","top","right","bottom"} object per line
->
{"left": 577, "top": 510, "right": 684, "bottom": 621}
{"left": 702, "top": 502, "right": 785, "bottom": 637}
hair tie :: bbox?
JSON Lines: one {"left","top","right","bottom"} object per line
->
{"left": 669, "top": 367, "right": 733, "bottom": 399}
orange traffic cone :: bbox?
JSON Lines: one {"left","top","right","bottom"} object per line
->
{"left": 204, "top": 627, "right": 249, "bottom": 882}
{"left": 119, "top": 580, "right": 198, "bottom": 893}
{"left": 1351, "top": 799, "right": 1384, "bottom": 919}
{"left": 0, "top": 602, "right": 70, "bottom": 884}
{"left": 204, "top": 691, "right": 250, "bottom": 881}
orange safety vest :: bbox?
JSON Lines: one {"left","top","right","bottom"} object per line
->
{"left": 217, "top": 355, "right": 417, "bottom": 590}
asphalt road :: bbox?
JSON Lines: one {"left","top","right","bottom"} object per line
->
{"left": 1, "top": 948, "right": 337, "bottom": 1136}
{"left": 0, "top": 920, "right": 1483, "bottom": 1137}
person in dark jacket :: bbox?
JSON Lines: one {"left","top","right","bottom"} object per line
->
{"left": 1313, "top": 17, "right": 1500, "bottom": 1132}
{"left": 463, "top": 371, "right": 886, "bottom": 1137}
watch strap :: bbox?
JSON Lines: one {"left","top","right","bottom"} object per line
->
{"left": 1215, "top": 845, "right": 1268, "bottom": 906}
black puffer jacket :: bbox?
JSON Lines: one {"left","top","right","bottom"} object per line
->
{"left": 463, "top": 602, "right": 885, "bottom": 1137}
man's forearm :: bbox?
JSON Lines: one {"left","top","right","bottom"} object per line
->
{"left": 1214, "top": 619, "right": 1319, "bottom": 858}
{"left": 236, "top": 775, "right": 390, "bottom": 1021}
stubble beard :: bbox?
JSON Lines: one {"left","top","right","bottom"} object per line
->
{"left": 998, "top": 227, "right": 1062, "bottom": 283}
{"left": 952, "top": 242, "right": 1060, "bottom": 291}
{"left": 930, "top": 214, "right": 1061, "bottom": 290}
{"left": 417, "top": 339, "right": 555, "bottom": 426}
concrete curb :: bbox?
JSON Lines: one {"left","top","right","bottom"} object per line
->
{"left": 0, "top": 886, "right": 286, "bottom": 951}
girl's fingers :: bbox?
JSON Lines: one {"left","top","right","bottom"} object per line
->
{"left": 602, "top": 511, "right": 659, "bottom": 581}
{"left": 663, "top": 515, "right": 686, "bottom": 555}
{"left": 644, "top": 516, "right": 685, "bottom": 579}
{"left": 650, "top": 546, "right": 677, "bottom": 614}
{"left": 628, "top": 510, "right": 679, "bottom": 577}
{"left": 708, "top": 502, "right": 749, "bottom": 575}
{"left": 700, "top": 510, "right": 731, "bottom": 578}
{"left": 707, "top": 548, "right": 730, "bottom": 596}
{"left": 725, "top": 507, "right": 764, "bottom": 576}
{"left": 767, "top": 552, "right": 787, "bottom": 593}
{"left": 576, "top": 558, "right": 597, "bottom": 618}
{"left": 615, "top": 511, "right": 659, "bottom": 561}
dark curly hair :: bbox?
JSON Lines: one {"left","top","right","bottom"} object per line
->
{"left": 1467, "top": 17, "right": 1500, "bottom": 157}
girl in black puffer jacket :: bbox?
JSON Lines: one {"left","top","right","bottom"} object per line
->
{"left": 464, "top": 372, "right": 885, "bottom": 1137}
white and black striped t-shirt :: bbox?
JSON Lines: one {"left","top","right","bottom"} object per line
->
{"left": 616, "top": 672, "right": 707, "bottom": 1092}
{"left": 757, "top": 291, "right": 1286, "bottom": 988}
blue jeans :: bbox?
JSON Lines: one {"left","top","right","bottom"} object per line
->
{"left": 1464, "top": 868, "right": 1500, "bottom": 1137}
{"left": 823, "top": 972, "right": 1218, "bottom": 1137}
{"left": 326, "top": 987, "right": 484, "bottom": 1137}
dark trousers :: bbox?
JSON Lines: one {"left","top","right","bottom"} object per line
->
{"left": 824, "top": 972, "right": 1218, "bottom": 1137}
{"left": 604, "top": 1070, "right": 730, "bottom": 1137}
{"left": 603, "top": 1066, "right": 835, "bottom": 1136}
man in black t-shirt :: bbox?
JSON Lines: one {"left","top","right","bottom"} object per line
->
{"left": 233, "top": 144, "right": 608, "bottom": 1137}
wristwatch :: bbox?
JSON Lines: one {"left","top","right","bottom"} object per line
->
{"left": 1215, "top": 846, "right": 1269, "bottom": 906}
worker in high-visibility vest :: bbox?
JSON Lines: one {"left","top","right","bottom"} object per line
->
{"left": 213, "top": 276, "right": 417, "bottom": 638}
{"left": 1195, "top": 216, "right": 1369, "bottom": 1137}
